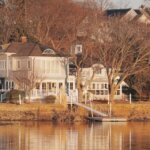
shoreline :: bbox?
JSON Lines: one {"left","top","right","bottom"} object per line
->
{"left": 0, "top": 103, "right": 149, "bottom": 122}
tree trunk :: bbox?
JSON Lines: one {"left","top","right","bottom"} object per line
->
{"left": 76, "top": 68, "right": 83, "bottom": 102}
{"left": 108, "top": 88, "right": 115, "bottom": 118}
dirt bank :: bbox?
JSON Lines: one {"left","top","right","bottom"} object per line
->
{"left": 0, "top": 103, "right": 87, "bottom": 122}
{"left": 91, "top": 103, "right": 150, "bottom": 121}
{"left": 0, "top": 103, "right": 150, "bottom": 122}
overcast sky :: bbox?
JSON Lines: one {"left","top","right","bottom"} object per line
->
{"left": 113, "top": 0, "right": 143, "bottom": 8}
{"left": 75, "top": 0, "right": 144, "bottom": 9}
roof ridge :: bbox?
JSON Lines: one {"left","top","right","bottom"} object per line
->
{"left": 28, "top": 43, "right": 38, "bottom": 56}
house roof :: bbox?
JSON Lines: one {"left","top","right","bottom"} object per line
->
{"left": 106, "top": 8, "right": 131, "bottom": 17}
{"left": 106, "top": 8, "right": 150, "bottom": 23}
{"left": 0, "top": 0, "right": 5, "bottom": 7}
{"left": 134, "top": 9, "right": 142, "bottom": 15}
{"left": 3, "top": 42, "right": 64, "bottom": 57}
{"left": 106, "top": 8, "right": 143, "bottom": 18}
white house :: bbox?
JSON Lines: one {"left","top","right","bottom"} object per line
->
{"left": 0, "top": 38, "right": 126, "bottom": 101}
{"left": 80, "top": 64, "right": 126, "bottom": 101}
{"left": 0, "top": 37, "right": 68, "bottom": 99}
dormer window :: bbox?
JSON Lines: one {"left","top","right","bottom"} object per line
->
{"left": 42, "top": 48, "right": 56, "bottom": 55}
{"left": 75, "top": 44, "right": 82, "bottom": 55}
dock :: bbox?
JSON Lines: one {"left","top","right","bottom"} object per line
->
{"left": 102, "top": 118, "right": 128, "bottom": 122}
{"left": 87, "top": 117, "right": 128, "bottom": 122}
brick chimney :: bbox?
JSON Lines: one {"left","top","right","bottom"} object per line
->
{"left": 21, "top": 36, "right": 27, "bottom": 43}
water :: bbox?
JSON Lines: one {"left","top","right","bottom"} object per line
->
{"left": 0, "top": 122, "right": 150, "bottom": 150}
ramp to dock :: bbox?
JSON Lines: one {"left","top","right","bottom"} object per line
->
{"left": 73, "top": 102, "right": 108, "bottom": 117}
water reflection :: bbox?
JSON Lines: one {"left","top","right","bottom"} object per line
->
{"left": 0, "top": 122, "right": 150, "bottom": 150}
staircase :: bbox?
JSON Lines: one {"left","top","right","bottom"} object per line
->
{"left": 0, "top": 92, "right": 7, "bottom": 102}
{"left": 73, "top": 102, "right": 108, "bottom": 117}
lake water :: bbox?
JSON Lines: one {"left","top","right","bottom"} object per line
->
{"left": 0, "top": 122, "right": 150, "bottom": 150}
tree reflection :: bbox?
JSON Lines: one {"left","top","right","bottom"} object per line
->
{"left": 0, "top": 122, "right": 149, "bottom": 150}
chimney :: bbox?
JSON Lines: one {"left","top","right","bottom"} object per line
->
{"left": 21, "top": 36, "right": 27, "bottom": 43}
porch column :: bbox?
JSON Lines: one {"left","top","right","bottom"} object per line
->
{"left": 40, "top": 82, "right": 42, "bottom": 96}
{"left": 46, "top": 82, "right": 48, "bottom": 96}
{"left": 4, "top": 80, "right": 6, "bottom": 91}
{"left": 6, "top": 55, "right": 9, "bottom": 78}
{"left": 73, "top": 82, "right": 75, "bottom": 90}
{"left": 68, "top": 82, "right": 70, "bottom": 95}
{"left": 56, "top": 82, "right": 59, "bottom": 95}
{"left": 120, "top": 85, "right": 123, "bottom": 99}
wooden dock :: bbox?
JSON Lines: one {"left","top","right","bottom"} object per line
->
{"left": 87, "top": 117, "right": 127, "bottom": 122}
{"left": 102, "top": 118, "right": 127, "bottom": 122}
{"left": 87, "top": 117, "right": 102, "bottom": 122}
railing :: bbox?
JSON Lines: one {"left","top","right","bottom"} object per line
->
{"left": 0, "top": 92, "right": 7, "bottom": 102}
{"left": 73, "top": 102, "right": 108, "bottom": 117}
{"left": 0, "top": 89, "right": 10, "bottom": 92}
{"left": 31, "top": 89, "right": 57, "bottom": 99}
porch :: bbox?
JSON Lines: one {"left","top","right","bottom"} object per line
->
{"left": 30, "top": 81, "right": 65, "bottom": 99}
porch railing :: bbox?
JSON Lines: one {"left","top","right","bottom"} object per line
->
{"left": 31, "top": 89, "right": 57, "bottom": 99}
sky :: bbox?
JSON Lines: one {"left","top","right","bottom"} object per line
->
{"left": 113, "top": 0, "right": 143, "bottom": 8}
{"left": 75, "top": 0, "right": 144, "bottom": 9}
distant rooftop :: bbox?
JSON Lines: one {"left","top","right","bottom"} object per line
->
{"left": 106, "top": 8, "right": 131, "bottom": 17}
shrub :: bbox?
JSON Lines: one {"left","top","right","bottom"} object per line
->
{"left": 43, "top": 95, "right": 56, "bottom": 103}
{"left": 6, "top": 90, "right": 25, "bottom": 104}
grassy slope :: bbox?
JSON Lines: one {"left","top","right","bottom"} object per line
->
{"left": 0, "top": 103, "right": 149, "bottom": 121}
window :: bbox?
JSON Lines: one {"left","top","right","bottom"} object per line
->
{"left": 82, "top": 71, "right": 87, "bottom": 77}
{"left": 104, "top": 90, "right": 108, "bottom": 95}
{"left": 42, "top": 60, "right": 45, "bottom": 73}
{"left": 116, "top": 90, "right": 120, "bottom": 95}
{"left": 52, "top": 83, "right": 56, "bottom": 88}
{"left": 101, "top": 83, "right": 108, "bottom": 89}
{"left": 92, "top": 83, "right": 95, "bottom": 89}
{"left": 97, "top": 84, "right": 100, "bottom": 90}
{"left": 59, "top": 83, "right": 63, "bottom": 88}
{"left": 12, "top": 82, "right": 14, "bottom": 89}
{"left": 17, "top": 61, "right": 20, "bottom": 69}
{"left": 96, "top": 90, "right": 100, "bottom": 95}
{"left": 0, "top": 60, "right": 6, "bottom": 70}
{"left": 6, "top": 81, "right": 8, "bottom": 90}
{"left": 47, "top": 83, "right": 52, "bottom": 90}
{"left": 51, "top": 60, "right": 54, "bottom": 72}
{"left": 100, "top": 90, "right": 104, "bottom": 95}
{"left": 42, "top": 48, "right": 56, "bottom": 55}
{"left": 36, "top": 83, "right": 40, "bottom": 89}
{"left": 28, "top": 61, "right": 31, "bottom": 69}
{"left": 75, "top": 44, "right": 82, "bottom": 54}
{"left": 95, "top": 70, "right": 101, "bottom": 75}
{"left": 105, "top": 84, "right": 108, "bottom": 89}
{"left": 101, "top": 84, "right": 105, "bottom": 89}
{"left": 42, "top": 83, "right": 46, "bottom": 90}
{"left": 9, "top": 82, "right": 11, "bottom": 89}
{"left": 70, "top": 82, "right": 73, "bottom": 90}
{"left": 53, "top": 60, "right": 57, "bottom": 73}
{"left": 47, "top": 60, "right": 51, "bottom": 73}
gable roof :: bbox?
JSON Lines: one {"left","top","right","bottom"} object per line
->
{"left": 134, "top": 9, "right": 142, "bottom": 15}
{"left": 106, "top": 8, "right": 150, "bottom": 23}
{"left": 3, "top": 42, "right": 64, "bottom": 57}
{"left": 5, "top": 42, "right": 42, "bottom": 56}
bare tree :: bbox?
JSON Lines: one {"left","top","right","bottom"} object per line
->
{"left": 26, "top": 0, "right": 87, "bottom": 49}
{"left": 90, "top": 17, "right": 150, "bottom": 104}
{"left": 0, "top": 0, "right": 29, "bottom": 44}
{"left": 143, "top": 0, "right": 150, "bottom": 6}
{"left": 127, "top": 70, "right": 150, "bottom": 100}
{"left": 10, "top": 60, "right": 44, "bottom": 101}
